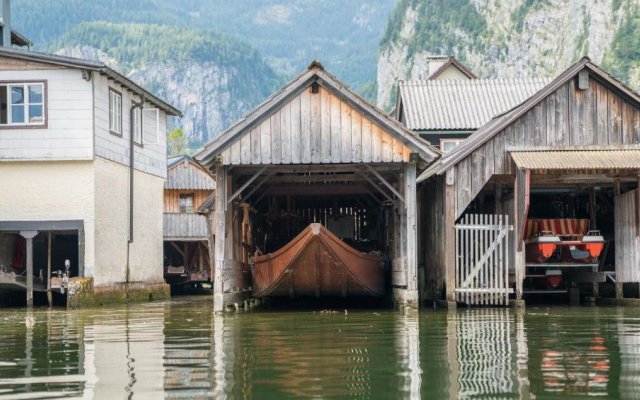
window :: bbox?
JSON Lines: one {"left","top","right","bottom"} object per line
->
{"left": 0, "top": 82, "right": 45, "bottom": 126}
{"left": 132, "top": 106, "right": 142, "bottom": 145}
{"left": 440, "top": 139, "right": 464, "bottom": 155}
{"left": 179, "top": 194, "right": 194, "bottom": 213}
{"left": 109, "top": 88, "right": 122, "bottom": 135}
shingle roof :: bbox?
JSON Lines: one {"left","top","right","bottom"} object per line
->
{"left": 398, "top": 78, "right": 549, "bottom": 131}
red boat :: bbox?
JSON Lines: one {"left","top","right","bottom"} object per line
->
{"left": 251, "top": 223, "right": 384, "bottom": 298}
{"left": 525, "top": 219, "right": 605, "bottom": 263}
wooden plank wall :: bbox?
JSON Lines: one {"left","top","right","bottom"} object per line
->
{"left": 164, "top": 189, "right": 212, "bottom": 213}
{"left": 221, "top": 86, "right": 412, "bottom": 165}
{"left": 420, "top": 177, "right": 445, "bottom": 301}
{"left": 454, "top": 75, "right": 640, "bottom": 217}
{"left": 615, "top": 189, "right": 640, "bottom": 282}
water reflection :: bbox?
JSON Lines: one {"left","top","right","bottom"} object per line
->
{"left": 0, "top": 301, "right": 639, "bottom": 399}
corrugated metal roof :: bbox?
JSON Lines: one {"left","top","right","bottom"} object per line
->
{"left": 399, "top": 78, "right": 549, "bottom": 130}
{"left": 166, "top": 156, "right": 216, "bottom": 190}
{"left": 511, "top": 150, "right": 640, "bottom": 170}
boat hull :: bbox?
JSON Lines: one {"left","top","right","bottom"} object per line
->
{"left": 251, "top": 223, "right": 384, "bottom": 298}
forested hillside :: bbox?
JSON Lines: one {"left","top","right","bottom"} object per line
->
{"left": 377, "top": 0, "right": 640, "bottom": 110}
{"left": 53, "top": 22, "right": 280, "bottom": 147}
{"left": 12, "top": 0, "right": 394, "bottom": 147}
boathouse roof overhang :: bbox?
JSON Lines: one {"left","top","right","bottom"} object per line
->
{"left": 195, "top": 61, "right": 440, "bottom": 169}
{"left": 417, "top": 56, "right": 640, "bottom": 219}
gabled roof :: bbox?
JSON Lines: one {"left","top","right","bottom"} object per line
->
{"left": 195, "top": 60, "right": 440, "bottom": 166}
{"left": 398, "top": 77, "right": 549, "bottom": 130}
{"left": 0, "top": 47, "right": 181, "bottom": 116}
{"left": 166, "top": 155, "right": 215, "bottom": 190}
{"left": 418, "top": 57, "right": 640, "bottom": 182}
{"left": 428, "top": 57, "right": 477, "bottom": 80}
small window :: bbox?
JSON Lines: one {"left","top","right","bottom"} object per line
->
{"left": 0, "top": 82, "right": 45, "bottom": 126}
{"left": 109, "top": 89, "right": 122, "bottom": 135}
{"left": 440, "top": 139, "right": 464, "bottom": 155}
{"left": 133, "top": 107, "right": 142, "bottom": 145}
{"left": 179, "top": 194, "right": 194, "bottom": 213}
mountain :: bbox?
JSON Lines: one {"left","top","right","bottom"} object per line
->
{"left": 52, "top": 22, "right": 281, "bottom": 147}
{"left": 14, "top": 0, "right": 395, "bottom": 96}
{"left": 376, "top": 0, "right": 640, "bottom": 110}
{"left": 12, "top": 0, "right": 395, "bottom": 147}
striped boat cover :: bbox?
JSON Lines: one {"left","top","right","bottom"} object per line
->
{"left": 524, "top": 219, "right": 590, "bottom": 239}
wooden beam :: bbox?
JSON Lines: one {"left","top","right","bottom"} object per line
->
{"left": 233, "top": 163, "right": 403, "bottom": 176}
{"left": 515, "top": 169, "right": 530, "bottom": 251}
{"left": 359, "top": 172, "right": 395, "bottom": 203}
{"left": 243, "top": 174, "right": 271, "bottom": 201}
{"left": 227, "top": 166, "right": 267, "bottom": 205}
{"left": 264, "top": 184, "right": 370, "bottom": 196}
{"left": 265, "top": 173, "right": 363, "bottom": 184}
{"left": 169, "top": 241, "right": 185, "bottom": 258}
{"left": 365, "top": 164, "right": 405, "bottom": 203}
{"left": 405, "top": 162, "right": 418, "bottom": 293}
{"left": 444, "top": 170, "right": 456, "bottom": 302}
{"left": 47, "top": 231, "right": 52, "bottom": 307}
{"left": 20, "top": 230, "right": 38, "bottom": 308}
{"left": 589, "top": 188, "right": 597, "bottom": 230}
{"left": 213, "top": 162, "right": 226, "bottom": 312}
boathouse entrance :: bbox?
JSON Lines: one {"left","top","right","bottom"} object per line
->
{"left": 195, "top": 61, "right": 440, "bottom": 311}
{"left": 454, "top": 214, "right": 513, "bottom": 305}
{"left": 419, "top": 58, "right": 640, "bottom": 306}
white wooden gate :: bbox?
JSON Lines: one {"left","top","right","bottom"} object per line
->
{"left": 455, "top": 214, "right": 513, "bottom": 305}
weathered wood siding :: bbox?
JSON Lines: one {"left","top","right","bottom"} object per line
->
{"left": 164, "top": 189, "right": 212, "bottom": 213}
{"left": 221, "top": 86, "right": 412, "bottom": 165}
{"left": 94, "top": 73, "right": 168, "bottom": 178}
{"left": 454, "top": 73, "right": 640, "bottom": 217}
{"left": 163, "top": 213, "right": 208, "bottom": 240}
{"left": 615, "top": 189, "right": 640, "bottom": 282}
{"left": 0, "top": 66, "right": 94, "bottom": 161}
{"left": 166, "top": 159, "right": 215, "bottom": 190}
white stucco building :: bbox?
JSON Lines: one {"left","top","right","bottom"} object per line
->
{"left": 0, "top": 46, "right": 181, "bottom": 304}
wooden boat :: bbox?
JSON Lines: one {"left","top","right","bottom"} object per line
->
{"left": 251, "top": 223, "right": 384, "bottom": 298}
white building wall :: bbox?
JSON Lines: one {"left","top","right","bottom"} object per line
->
{"left": 0, "top": 161, "right": 96, "bottom": 273}
{"left": 0, "top": 67, "right": 93, "bottom": 160}
{"left": 93, "top": 157, "right": 164, "bottom": 286}
{"left": 93, "top": 73, "right": 168, "bottom": 179}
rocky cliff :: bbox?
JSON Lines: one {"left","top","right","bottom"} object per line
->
{"left": 377, "top": 0, "right": 640, "bottom": 110}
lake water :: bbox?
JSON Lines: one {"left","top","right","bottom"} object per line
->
{"left": 0, "top": 298, "right": 639, "bottom": 399}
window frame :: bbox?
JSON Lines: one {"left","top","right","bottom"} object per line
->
{"left": 0, "top": 80, "right": 48, "bottom": 129}
{"left": 179, "top": 193, "right": 194, "bottom": 214}
{"left": 440, "top": 138, "right": 465, "bottom": 155}
{"left": 108, "top": 87, "right": 122, "bottom": 136}
{"left": 132, "top": 105, "right": 143, "bottom": 146}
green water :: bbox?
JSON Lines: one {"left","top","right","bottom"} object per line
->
{"left": 0, "top": 299, "right": 639, "bottom": 399}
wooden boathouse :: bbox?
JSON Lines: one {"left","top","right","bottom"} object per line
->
{"left": 163, "top": 156, "right": 215, "bottom": 288}
{"left": 418, "top": 57, "right": 640, "bottom": 306}
{"left": 195, "top": 61, "right": 440, "bottom": 311}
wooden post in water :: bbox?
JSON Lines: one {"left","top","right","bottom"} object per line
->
{"left": 20, "top": 230, "right": 38, "bottom": 308}
{"left": 404, "top": 157, "right": 418, "bottom": 304}
{"left": 213, "top": 161, "right": 227, "bottom": 312}
{"left": 47, "top": 231, "right": 52, "bottom": 307}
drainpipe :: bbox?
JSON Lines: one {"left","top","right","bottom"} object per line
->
{"left": 127, "top": 98, "right": 144, "bottom": 298}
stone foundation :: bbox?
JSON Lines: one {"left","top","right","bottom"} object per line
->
{"left": 67, "top": 277, "right": 170, "bottom": 308}
{"left": 393, "top": 288, "right": 419, "bottom": 309}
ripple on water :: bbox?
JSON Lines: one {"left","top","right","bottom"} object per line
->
{"left": 0, "top": 301, "right": 639, "bottom": 399}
